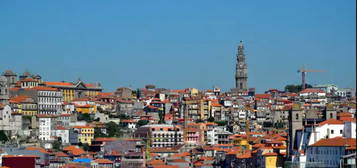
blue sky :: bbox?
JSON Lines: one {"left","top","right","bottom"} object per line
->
{"left": 0, "top": 0, "right": 355, "bottom": 93}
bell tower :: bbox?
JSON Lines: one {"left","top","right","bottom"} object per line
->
{"left": 235, "top": 40, "right": 248, "bottom": 91}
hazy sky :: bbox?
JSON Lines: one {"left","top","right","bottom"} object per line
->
{"left": 0, "top": 0, "right": 355, "bottom": 93}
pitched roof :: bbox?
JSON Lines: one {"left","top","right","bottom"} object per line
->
{"left": 310, "top": 137, "right": 356, "bottom": 147}
{"left": 63, "top": 146, "right": 85, "bottom": 156}
{"left": 93, "top": 159, "right": 113, "bottom": 164}
{"left": 45, "top": 81, "right": 74, "bottom": 86}
{"left": 300, "top": 88, "right": 325, "bottom": 93}
{"left": 318, "top": 119, "right": 344, "bottom": 126}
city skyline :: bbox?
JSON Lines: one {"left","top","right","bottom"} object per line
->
{"left": 0, "top": 0, "right": 355, "bottom": 92}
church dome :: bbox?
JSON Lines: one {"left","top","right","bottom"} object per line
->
{"left": 2, "top": 70, "right": 16, "bottom": 76}
{"left": 22, "top": 71, "right": 31, "bottom": 77}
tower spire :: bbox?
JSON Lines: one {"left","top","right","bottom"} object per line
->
{"left": 235, "top": 40, "right": 248, "bottom": 91}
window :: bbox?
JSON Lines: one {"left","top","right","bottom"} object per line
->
{"left": 340, "top": 130, "right": 343, "bottom": 134}
{"left": 296, "top": 113, "right": 299, "bottom": 120}
{"left": 331, "top": 130, "right": 334, "bottom": 134}
{"left": 330, "top": 113, "right": 333, "bottom": 118}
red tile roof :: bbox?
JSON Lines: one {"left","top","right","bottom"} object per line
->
{"left": 45, "top": 81, "right": 74, "bottom": 86}
{"left": 310, "top": 137, "right": 356, "bottom": 147}
{"left": 318, "top": 119, "right": 344, "bottom": 126}
{"left": 93, "top": 159, "right": 113, "bottom": 164}
{"left": 300, "top": 88, "right": 324, "bottom": 93}
{"left": 263, "top": 152, "right": 278, "bottom": 156}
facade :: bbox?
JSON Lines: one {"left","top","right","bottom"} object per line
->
{"left": 0, "top": 76, "right": 9, "bottom": 104}
{"left": 38, "top": 114, "right": 56, "bottom": 141}
{"left": 308, "top": 119, "right": 344, "bottom": 145}
{"left": 2, "top": 70, "right": 17, "bottom": 88}
{"left": 235, "top": 40, "right": 248, "bottom": 91}
{"left": 10, "top": 86, "right": 63, "bottom": 115}
{"left": 135, "top": 124, "right": 183, "bottom": 148}
{"left": 45, "top": 80, "right": 102, "bottom": 102}
{"left": 73, "top": 125, "right": 95, "bottom": 145}
{"left": 306, "top": 137, "right": 356, "bottom": 168}
{"left": 0, "top": 104, "right": 22, "bottom": 135}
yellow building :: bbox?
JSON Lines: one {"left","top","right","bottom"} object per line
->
{"left": 75, "top": 104, "right": 97, "bottom": 114}
{"left": 45, "top": 81, "right": 102, "bottom": 102}
{"left": 9, "top": 95, "right": 37, "bottom": 116}
{"left": 74, "top": 126, "right": 95, "bottom": 145}
{"left": 264, "top": 152, "right": 278, "bottom": 168}
{"left": 230, "top": 136, "right": 252, "bottom": 150}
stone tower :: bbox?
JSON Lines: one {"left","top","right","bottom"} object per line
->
{"left": 2, "top": 70, "right": 17, "bottom": 88}
{"left": 288, "top": 104, "right": 304, "bottom": 157}
{"left": 235, "top": 40, "right": 248, "bottom": 91}
{"left": 325, "top": 104, "right": 337, "bottom": 120}
{"left": 0, "top": 76, "right": 9, "bottom": 104}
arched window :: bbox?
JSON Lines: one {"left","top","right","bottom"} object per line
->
{"left": 330, "top": 113, "right": 333, "bottom": 119}
{"left": 295, "top": 113, "right": 299, "bottom": 120}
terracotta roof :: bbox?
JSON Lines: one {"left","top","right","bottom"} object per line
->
{"left": 63, "top": 146, "right": 85, "bottom": 156}
{"left": 147, "top": 159, "right": 165, "bottom": 165}
{"left": 263, "top": 152, "right": 278, "bottom": 156}
{"left": 300, "top": 88, "right": 325, "bottom": 93}
{"left": 338, "top": 112, "right": 353, "bottom": 118}
{"left": 237, "top": 151, "right": 251, "bottom": 159}
{"left": 73, "top": 125, "right": 93, "bottom": 129}
{"left": 93, "top": 159, "right": 113, "bottom": 164}
{"left": 25, "top": 146, "right": 50, "bottom": 154}
{"left": 255, "top": 94, "right": 272, "bottom": 99}
{"left": 9, "top": 95, "right": 32, "bottom": 104}
{"left": 310, "top": 137, "right": 356, "bottom": 147}
{"left": 28, "top": 86, "right": 58, "bottom": 91}
{"left": 169, "top": 159, "right": 189, "bottom": 163}
{"left": 121, "top": 120, "right": 137, "bottom": 123}
{"left": 318, "top": 119, "right": 344, "bottom": 126}
{"left": 45, "top": 81, "right": 74, "bottom": 86}
{"left": 152, "top": 165, "right": 179, "bottom": 168}
{"left": 55, "top": 152, "right": 69, "bottom": 157}
{"left": 171, "top": 152, "right": 191, "bottom": 158}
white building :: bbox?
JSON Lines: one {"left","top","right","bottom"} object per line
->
{"left": 206, "top": 124, "right": 232, "bottom": 145}
{"left": 308, "top": 119, "right": 344, "bottom": 146}
{"left": 299, "top": 89, "right": 327, "bottom": 107}
{"left": 38, "top": 115, "right": 56, "bottom": 141}
{"left": 55, "top": 126, "right": 69, "bottom": 144}
{"left": 137, "top": 124, "right": 183, "bottom": 148}
{"left": 306, "top": 137, "right": 356, "bottom": 168}
{"left": 0, "top": 105, "right": 22, "bottom": 137}
{"left": 313, "top": 84, "right": 338, "bottom": 94}
{"left": 36, "top": 87, "right": 63, "bottom": 115}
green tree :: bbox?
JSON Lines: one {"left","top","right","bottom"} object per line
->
{"left": 0, "top": 131, "right": 8, "bottom": 142}
{"left": 105, "top": 122, "right": 122, "bottom": 137}
{"left": 284, "top": 84, "right": 312, "bottom": 93}
{"left": 118, "top": 114, "right": 130, "bottom": 120}
{"left": 52, "top": 138, "right": 62, "bottom": 151}
{"left": 77, "top": 113, "right": 92, "bottom": 122}
{"left": 136, "top": 120, "right": 149, "bottom": 127}
{"left": 215, "top": 121, "right": 227, "bottom": 126}
{"left": 207, "top": 117, "right": 215, "bottom": 122}
{"left": 82, "top": 143, "right": 90, "bottom": 151}
{"left": 195, "top": 119, "right": 204, "bottom": 123}
{"left": 94, "top": 127, "right": 107, "bottom": 138}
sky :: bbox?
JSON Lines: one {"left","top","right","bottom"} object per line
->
{"left": 0, "top": 0, "right": 355, "bottom": 93}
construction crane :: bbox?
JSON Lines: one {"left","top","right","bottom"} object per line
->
{"left": 297, "top": 67, "right": 324, "bottom": 90}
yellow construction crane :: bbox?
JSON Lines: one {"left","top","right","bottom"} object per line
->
{"left": 297, "top": 67, "right": 324, "bottom": 90}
